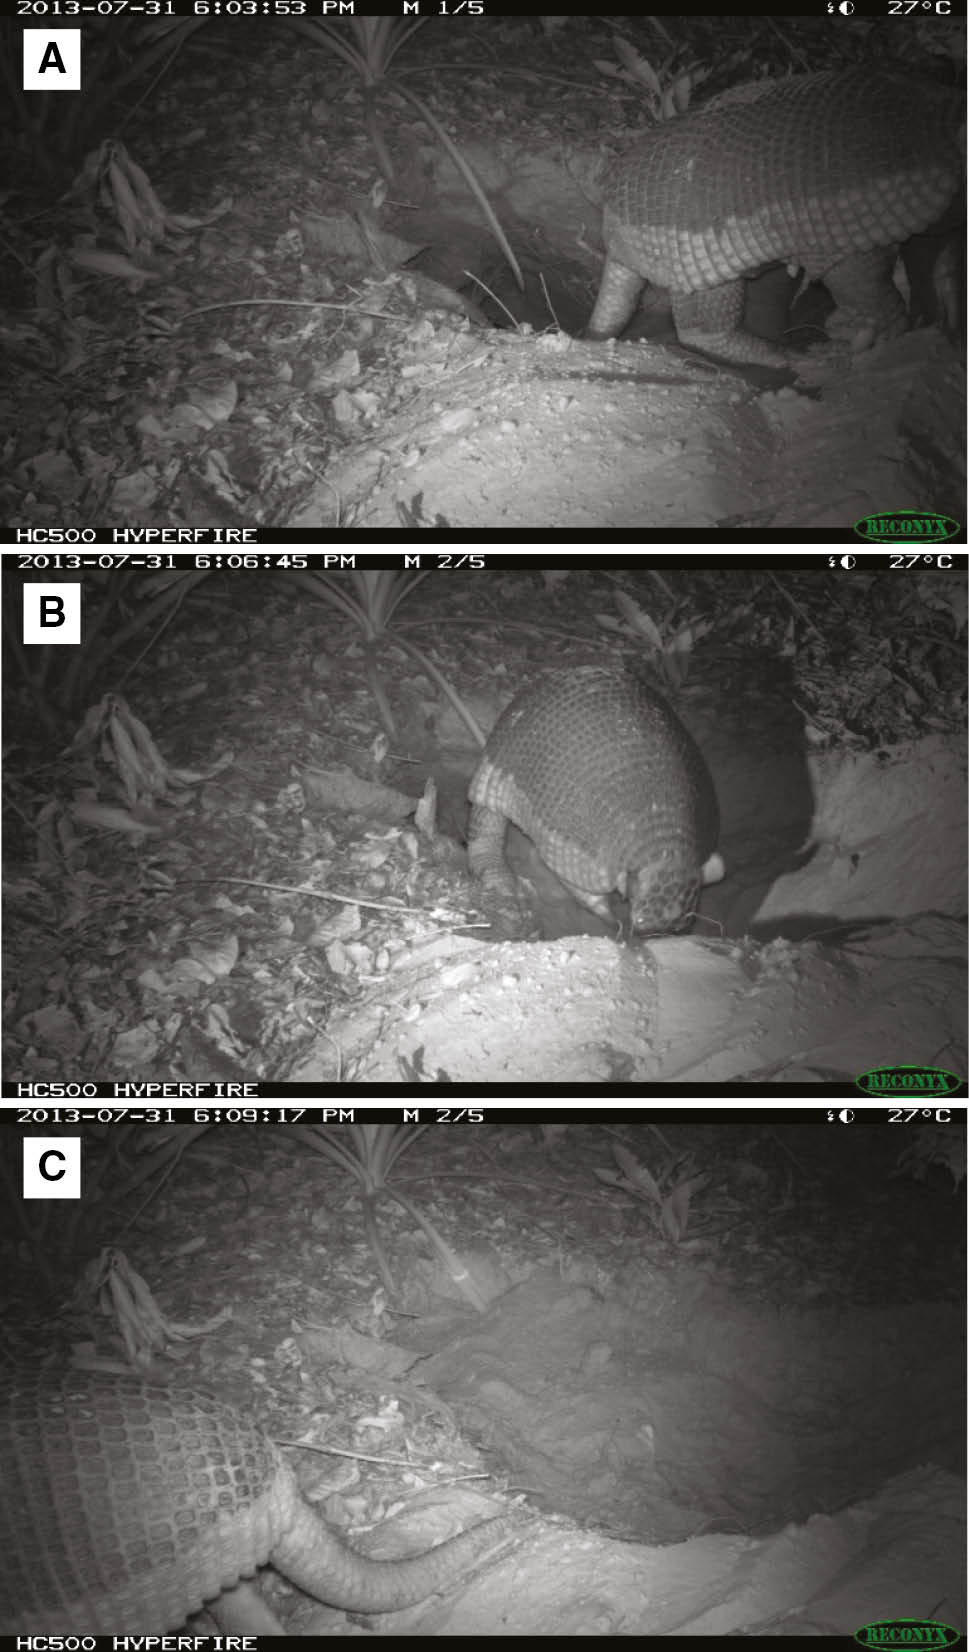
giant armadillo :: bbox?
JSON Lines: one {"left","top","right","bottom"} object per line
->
{"left": 0, "top": 1369, "right": 516, "bottom": 1634}
{"left": 586, "top": 70, "right": 962, "bottom": 367}
{"left": 467, "top": 667, "right": 721, "bottom": 937}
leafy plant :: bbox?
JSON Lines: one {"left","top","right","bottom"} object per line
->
{"left": 894, "top": 1126, "right": 965, "bottom": 1191}
{"left": 287, "top": 18, "right": 522, "bottom": 292}
{"left": 290, "top": 1123, "right": 491, "bottom": 1309}
{"left": 288, "top": 569, "right": 486, "bottom": 745}
{"left": 0, "top": 1117, "right": 217, "bottom": 1280}
{"left": 4, "top": 568, "right": 209, "bottom": 728}
{"left": 3, "top": 17, "right": 206, "bottom": 177}
{"left": 594, "top": 1129, "right": 709, "bottom": 1243}
{"left": 594, "top": 576, "right": 714, "bottom": 688}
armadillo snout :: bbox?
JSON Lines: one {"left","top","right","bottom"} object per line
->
{"left": 628, "top": 869, "right": 702, "bottom": 936}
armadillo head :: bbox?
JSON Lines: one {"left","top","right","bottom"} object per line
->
{"left": 628, "top": 868, "right": 702, "bottom": 936}
{"left": 628, "top": 844, "right": 725, "bottom": 934}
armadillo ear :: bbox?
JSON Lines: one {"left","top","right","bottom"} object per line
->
{"left": 701, "top": 852, "right": 726, "bottom": 887}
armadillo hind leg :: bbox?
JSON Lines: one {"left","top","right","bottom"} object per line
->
{"left": 585, "top": 256, "right": 646, "bottom": 339}
{"left": 822, "top": 246, "right": 906, "bottom": 347}
{"left": 672, "top": 282, "right": 790, "bottom": 369}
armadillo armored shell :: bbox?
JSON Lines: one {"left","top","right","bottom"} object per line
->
{"left": 0, "top": 1369, "right": 519, "bottom": 1633}
{"left": 467, "top": 666, "right": 719, "bottom": 935}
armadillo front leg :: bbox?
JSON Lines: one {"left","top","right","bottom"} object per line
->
{"left": 584, "top": 256, "right": 647, "bottom": 339}
{"left": 467, "top": 803, "right": 530, "bottom": 939}
{"left": 467, "top": 803, "right": 515, "bottom": 886}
